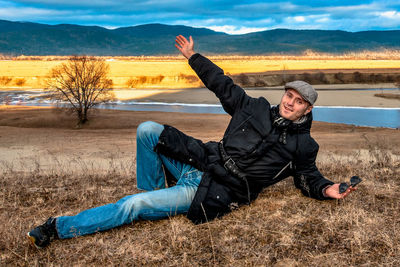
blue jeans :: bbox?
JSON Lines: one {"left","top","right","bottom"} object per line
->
{"left": 56, "top": 121, "right": 203, "bottom": 239}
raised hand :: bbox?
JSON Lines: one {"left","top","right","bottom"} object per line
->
{"left": 175, "top": 35, "right": 195, "bottom": 59}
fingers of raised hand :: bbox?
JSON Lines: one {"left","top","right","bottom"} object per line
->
{"left": 174, "top": 44, "right": 182, "bottom": 52}
{"left": 175, "top": 35, "right": 188, "bottom": 47}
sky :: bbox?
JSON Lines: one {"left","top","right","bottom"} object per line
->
{"left": 1, "top": 0, "right": 400, "bottom": 34}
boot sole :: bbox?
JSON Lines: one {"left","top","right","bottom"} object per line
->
{"left": 27, "top": 232, "right": 44, "bottom": 249}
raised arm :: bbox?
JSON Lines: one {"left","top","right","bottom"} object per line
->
{"left": 175, "top": 35, "right": 255, "bottom": 116}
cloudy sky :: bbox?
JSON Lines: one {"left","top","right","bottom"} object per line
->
{"left": 1, "top": 0, "right": 400, "bottom": 34}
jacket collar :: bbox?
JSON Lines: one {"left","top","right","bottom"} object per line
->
{"left": 271, "top": 105, "right": 313, "bottom": 133}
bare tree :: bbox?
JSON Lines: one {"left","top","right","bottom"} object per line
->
{"left": 47, "top": 56, "right": 114, "bottom": 126}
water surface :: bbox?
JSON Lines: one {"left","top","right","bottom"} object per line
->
{"left": 1, "top": 90, "right": 399, "bottom": 128}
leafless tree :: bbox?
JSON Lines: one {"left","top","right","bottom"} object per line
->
{"left": 47, "top": 56, "right": 114, "bottom": 126}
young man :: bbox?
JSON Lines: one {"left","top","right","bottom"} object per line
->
{"left": 28, "top": 35, "right": 356, "bottom": 248}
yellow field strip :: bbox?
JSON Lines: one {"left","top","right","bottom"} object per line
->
{"left": 1, "top": 59, "right": 400, "bottom": 89}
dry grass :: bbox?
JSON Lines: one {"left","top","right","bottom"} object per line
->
{"left": 1, "top": 139, "right": 399, "bottom": 266}
{"left": 2, "top": 54, "right": 400, "bottom": 89}
{"left": 0, "top": 108, "right": 399, "bottom": 265}
{"left": 8, "top": 49, "right": 400, "bottom": 60}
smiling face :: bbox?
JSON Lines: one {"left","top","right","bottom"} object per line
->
{"left": 279, "top": 89, "right": 313, "bottom": 121}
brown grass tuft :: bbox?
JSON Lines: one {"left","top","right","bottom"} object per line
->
{"left": 14, "top": 78, "right": 26, "bottom": 87}
{"left": 177, "top": 73, "right": 200, "bottom": 83}
{"left": 126, "top": 75, "right": 166, "bottom": 88}
{"left": 0, "top": 76, "right": 12, "bottom": 86}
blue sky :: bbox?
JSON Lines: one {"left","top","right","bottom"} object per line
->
{"left": 1, "top": 0, "right": 400, "bottom": 34}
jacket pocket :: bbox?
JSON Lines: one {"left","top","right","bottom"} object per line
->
{"left": 200, "top": 180, "right": 234, "bottom": 221}
{"left": 224, "top": 114, "right": 264, "bottom": 155}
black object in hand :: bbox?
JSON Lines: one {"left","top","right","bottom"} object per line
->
{"left": 339, "top": 183, "right": 349, "bottom": 194}
{"left": 339, "top": 176, "right": 362, "bottom": 194}
{"left": 350, "top": 176, "right": 362, "bottom": 187}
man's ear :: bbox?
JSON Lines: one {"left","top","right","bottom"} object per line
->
{"left": 304, "top": 104, "right": 313, "bottom": 115}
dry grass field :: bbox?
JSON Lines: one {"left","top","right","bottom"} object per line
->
{"left": 2, "top": 54, "right": 400, "bottom": 89}
{"left": 0, "top": 106, "right": 399, "bottom": 266}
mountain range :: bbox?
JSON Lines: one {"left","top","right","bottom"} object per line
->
{"left": 1, "top": 19, "right": 400, "bottom": 56}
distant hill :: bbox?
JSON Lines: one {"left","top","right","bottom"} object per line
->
{"left": 1, "top": 19, "right": 400, "bottom": 56}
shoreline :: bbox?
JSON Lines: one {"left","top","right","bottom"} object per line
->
{"left": 1, "top": 103, "right": 399, "bottom": 130}
{"left": 1, "top": 83, "right": 399, "bottom": 108}
{"left": 119, "top": 86, "right": 400, "bottom": 108}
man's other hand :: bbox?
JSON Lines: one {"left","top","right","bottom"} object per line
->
{"left": 175, "top": 35, "right": 195, "bottom": 59}
{"left": 325, "top": 183, "right": 357, "bottom": 199}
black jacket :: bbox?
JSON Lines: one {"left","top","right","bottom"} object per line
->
{"left": 155, "top": 53, "right": 334, "bottom": 224}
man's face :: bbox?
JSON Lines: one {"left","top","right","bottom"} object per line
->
{"left": 279, "top": 89, "right": 313, "bottom": 121}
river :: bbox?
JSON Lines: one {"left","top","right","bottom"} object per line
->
{"left": 1, "top": 89, "right": 399, "bottom": 128}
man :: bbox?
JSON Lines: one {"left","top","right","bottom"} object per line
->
{"left": 28, "top": 35, "right": 357, "bottom": 248}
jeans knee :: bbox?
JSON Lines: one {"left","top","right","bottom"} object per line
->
{"left": 119, "top": 194, "right": 149, "bottom": 221}
{"left": 137, "top": 121, "right": 164, "bottom": 141}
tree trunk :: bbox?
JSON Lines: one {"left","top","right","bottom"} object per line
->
{"left": 76, "top": 110, "right": 88, "bottom": 127}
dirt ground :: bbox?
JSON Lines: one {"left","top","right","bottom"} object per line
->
{"left": 0, "top": 105, "right": 399, "bottom": 174}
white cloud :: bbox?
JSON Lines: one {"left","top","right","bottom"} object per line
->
{"left": 1, "top": 0, "right": 400, "bottom": 32}
{"left": 8, "top": 0, "right": 117, "bottom": 7}
{"left": 293, "top": 16, "right": 305, "bottom": 22}
{"left": 377, "top": 10, "right": 400, "bottom": 19}
{"left": 207, "top": 25, "right": 268, "bottom": 35}
{"left": 0, "top": 7, "right": 69, "bottom": 19}
{"left": 234, "top": 2, "right": 298, "bottom": 13}
{"left": 284, "top": 15, "right": 309, "bottom": 24}
{"left": 369, "top": 10, "right": 400, "bottom": 28}
{"left": 316, "top": 17, "right": 330, "bottom": 23}
{"left": 258, "top": 18, "right": 275, "bottom": 24}
{"left": 102, "top": 25, "right": 118, "bottom": 29}
{"left": 322, "top": 3, "right": 380, "bottom": 13}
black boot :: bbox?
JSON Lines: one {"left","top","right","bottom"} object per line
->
{"left": 27, "top": 217, "right": 58, "bottom": 248}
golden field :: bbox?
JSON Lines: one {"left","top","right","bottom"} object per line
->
{"left": 2, "top": 56, "right": 400, "bottom": 89}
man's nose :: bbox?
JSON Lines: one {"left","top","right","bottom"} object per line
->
{"left": 287, "top": 98, "right": 294, "bottom": 106}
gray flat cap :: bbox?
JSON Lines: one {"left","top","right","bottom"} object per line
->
{"left": 284, "top": 80, "right": 318, "bottom": 105}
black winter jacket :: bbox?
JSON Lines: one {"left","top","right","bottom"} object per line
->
{"left": 155, "top": 53, "right": 334, "bottom": 224}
